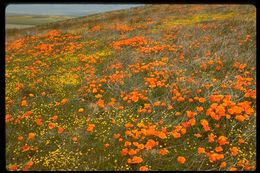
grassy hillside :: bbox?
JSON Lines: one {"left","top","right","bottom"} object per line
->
{"left": 5, "top": 4, "right": 256, "bottom": 171}
{"left": 5, "top": 15, "right": 74, "bottom": 29}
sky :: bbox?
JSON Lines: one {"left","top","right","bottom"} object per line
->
{"left": 6, "top": 4, "right": 144, "bottom": 16}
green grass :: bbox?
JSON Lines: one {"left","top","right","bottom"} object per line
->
{"left": 5, "top": 4, "right": 256, "bottom": 171}
{"left": 5, "top": 15, "right": 75, "bottom": 29}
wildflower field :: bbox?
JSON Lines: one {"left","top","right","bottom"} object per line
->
{"left": 5, "top": 4, "right": 256, "bottom": 171}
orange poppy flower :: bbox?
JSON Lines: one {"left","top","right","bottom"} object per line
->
{"left": 125, "top": 123, "right": 134, "bottom": 128}
{"left": 86, "top": 124, "right": 95, "bottom": 132}
{"left": 220, "top": 161, "right": 227, "bottom": 168}
{"left": 22, "top": 145, "right": 30, "bottom": 152}
{"left": 26, "top": 161, "right": 34, "bottom": 167}
{"left": 154, "top": 101, "right": 161, "bottom": 106}
{"left": 238, "top": 138, "right": 245, "bottom": 144}
{"left": 28, "top": 132, "right": 36, "bottom": 140}
{"left": 61, "top": 98, "right": 68, "bottom": 105}
{"left": 51, "top": 115, "right": 58, "bottom": 121}
{"left": 121, "top": 148, "right": 128, "bottom": 156}
{"left": 194, "top": 133, "right": 202, "bottom": 138}
{"left": 196, "top": 106, "right": 204, "bottom": 112}
{"left": 9, "top": 165, "right": 18, "bottom": 171}
{"left": 104, "top": 143, "right": 110, "bottom": 148}
{"left": 171, "top": 131, "right": 181, "bottom": 139}
{"left": 158, "top": 132, "right": 167, "bottom": 139}
{"left": 175, "top": 112, "right": 181, "bottom": 116}
{"left": 21, "top": 100, "right": 27, "bottom": 107}
{"left": 186, "top": 111, "right": 197, "bottom": 118}
{"left": 78, "top": 108, "right": 84, "bottom": 113}
{"left": 188, "top": 118, "right": 196, "bottom": 126}
{"left": 159, "top": 148, "right": 169, "bottom": 155}
{"left": 207, "top": 152, "right": 224, "bottom": 162}
{"left": 128, "top": 156, "right": 143, "bottom": 164}
{"left": 229, "top": 167, "right": 237, "bottom": 171}
{"left": 180, "top": 128, "right": 186, "bottom": 135}
{"left": 145, "top": 139, "right": 157, "bottom": 150}
{"left": 200, "top": 119, "right": 210, "bottom": 132}
{"left": 208, "top": 133, "right": 217, "bottom": 143}
{"left": 230, "top": 147, "right": 239, "bottom": 156}
{"left": 235, "top": 115, "right": 245, "bottom": 122}
{"left": 35, "top": 118, "right": 42, "bottom": 126}
{"left": 124, "top": 141, "right": 132, "bottom": 147}
{"left": 177, "top": 156, "right": 186, "bottom": 164}
{"left": 48, "top": 122, "right": 55, "bottom": 129}
{"left": 97, "top": 99, "right": 105, "bottom": 108}
{"left": 128, "top": 149, "right": 138, "bottom": 156}
{"left": 215, "top": 146, "right": 223, "bottom": 152}
{"left": 139, "top": 166, "right": 149, "bottom": 171}
{"left": 114, "top": 133, "right": 121, "bottom": 139}
{"left": 198, "top": 147, "right": 205, "bottom": 154}
{"left": 72, "top": 136, "right": 78, "bottom": 142}
{"left": 218, "top": 136, "right": 229, "bottom": 145}
{"left": 57, "top": 127, "right": 64, "bottom": 134}
{"left": 199, "top": 98, "right": 206, "bottom": 103}
{"left": 18, "top": 136, "right": 23, "bottom": 141}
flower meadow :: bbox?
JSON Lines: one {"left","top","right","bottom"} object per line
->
{"left": 5, "top": 5, "right": 256, "bottom": 171}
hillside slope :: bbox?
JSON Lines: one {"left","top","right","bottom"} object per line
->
{"left": 5, "top": 4, "right": 256, "bottom": 171}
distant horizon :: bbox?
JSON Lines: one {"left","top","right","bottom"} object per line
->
{"left": 6, "top": 4, "right": 145, "bottom": 16}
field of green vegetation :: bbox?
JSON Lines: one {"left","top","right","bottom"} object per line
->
{"left": 5, "top": 4, "right": 256, "bottom": 171}
{"left": 5, "top": 15, "right": 74, "bottom": 29}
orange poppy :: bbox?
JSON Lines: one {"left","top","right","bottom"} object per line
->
{"left": 121, "top": 148, "right": 128, "bottom": 156}
{"left": 230, "top": 147, "right": 239, "bottom": 156}
{"left": 198, "top": 147, "right": 205, "bottom": 154}
{"left": 61, "top": 98, "right": 68, "bottom": 105}
{"left": 78, "top": 108, "right": 84, "bottom": 113}
{"left": 229, "top": 167, "right": 237, "bottom": 171}
{"left": 104, "top": 143, "right": 110, "bottom": 148}
{"left": 177, "top": 156, "right": 186, "bottom": 164}
{"left": 218, "top": 136, "right": 229, "bottom": 146}
{"left": 35, "top": 118, "right": 42, "bottom": 126}
{"left": 159, "top": 148, "right": 169, "bottom": 155}
{"left": 220, "top": 161, "right": 227, "bottom": 168}
{"left": 9, "top": 165, "right": 18, "bottom": 171}
{"left": 22, "top": 145, "right": 30, "bottom": 152}
{"left": 208, "top": 133, "right": 217, "bottom": 143}
{"left": 128, "top": 156, "right": 143, "bottom": 164}
{"left": 124, "top": 141, "right": 132, "bottom": 147}
{"left": 86, "top": 124, "right": 95, "bottom": 132}
{"left": 215, "top": 146, "right": 223, "bottom": 152}
{"left": 125, "top": 123, "right": 134, "bottom": 128}
{"left": 18, "top": 136, "right": 23, "bottom": 141}
{"left": 21, "top": 100, "right": 27, "bottom": 107}
{"left": 72, "top": 136, "right": 78, "bottom": 142}
{"left": 145, "top": 139, "right": 157, "bottom": 150}
{"left": 97, "top": 99, "right": 105, "bottom": 108}
{"left": 171, "top": 131, "right": 181, "bottom": 139}
{"left": 158, "top": 132, "right": 167, "bottom": 139}
{"left": 28, "top": 133, "right": 36, "bottom": 140}
{"left": 139, "top": 166, "right": 149, "bottom": 171}
{"left": 114, "top": 133, "right": 121, "bottom": 139}
{"left": 57, "top": 127, "right": 64, "bottom": 134}
{"left": 48, "top": 122, "right": 55, "bottom": 129}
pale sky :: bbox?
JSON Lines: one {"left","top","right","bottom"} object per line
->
{"left": 6, "top": 4, "right": 144, "bottom": 16}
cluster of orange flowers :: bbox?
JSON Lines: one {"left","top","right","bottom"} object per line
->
{"left": 207, "top": 95, "right": 254, "bottom": 122}
{"left": 113, "top": 36, "right": 148, "bottom": 50}
{"left": 113, "top": 23, "right": 135, "bottom": 32}
{"left": 121, "top": 90, "right": 148, "bottom": 103}
{"left": 89, "top": 24, "right": 103, "bottom": 32}
{"left": 239, "top": 34, "right": 251, "bottom": 45}
{"left": 233, "top": 61, "right": 247, "bottom": 72}
{"left": 114, "top": 120, "right": 191, "bottom": 170}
